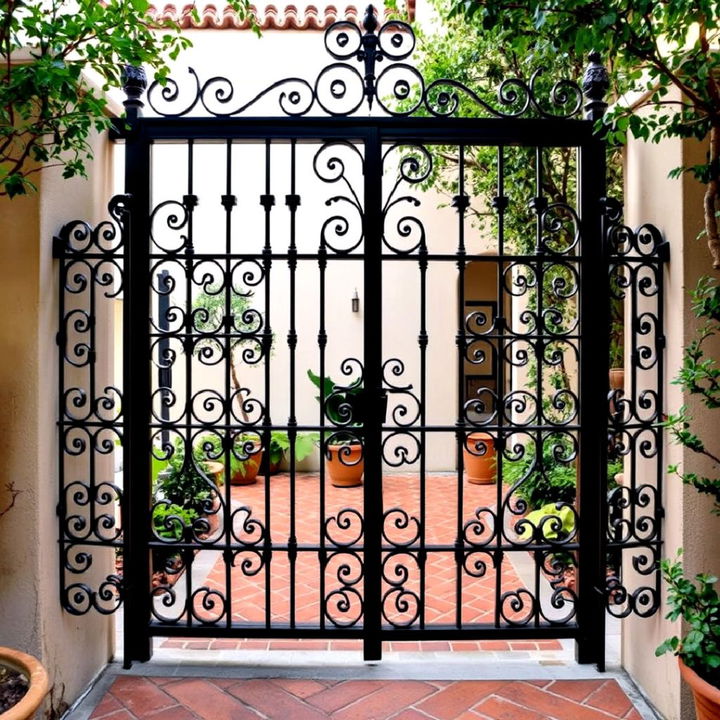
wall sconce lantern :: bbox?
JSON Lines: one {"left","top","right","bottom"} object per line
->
{"left": 351, "top": 288, "right": 360, "bottom": 313}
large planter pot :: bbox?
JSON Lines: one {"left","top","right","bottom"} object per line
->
{"left": 326, "top": 444, "right": 364, "bottom": 487}
{"left": 680, "top": 658, "right": 720, "bottom": 720}
{"left": 463, "top": 432, "right": 496, "bottom": 485}
{"left": 202, "top": 461, "right": 224, "bottom": 486}
{"left": 0, "top": 648, "right": 49, "bottom": 720}
{"left": 230, "top": 446, "right": 263, "bottom": 486}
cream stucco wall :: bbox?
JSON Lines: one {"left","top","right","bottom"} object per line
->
{"left": 622, "top": 97, "right": 720, "bottom": 719}
{"left": 0, "top": 129, "right": 115, "bottom": 716}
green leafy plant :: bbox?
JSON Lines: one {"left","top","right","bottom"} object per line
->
{"left": 152, "top": 502, "right": 199, "bottom": 541}
{"left": 155, "top": 437, "right": 215, "bottom": 514}
{"left": 307, "top": 369, "right": 363, "bottom": 444}
{"left": 663, "top": 277, "right": 720, "bottom": 513}
{"left": 518, "top": 502, "right": 576, "bottom": 541}
{"left": 502, "top": 438, "right": 577, "bottom": 510}
{"left": 656, "top": 552, "right": 720, "bottom": 687}
{"left": 267, "top": 431, "right": 320, "bottom": 466}
{"left": 0, "top": 0, "right": 256, "bottom": 197}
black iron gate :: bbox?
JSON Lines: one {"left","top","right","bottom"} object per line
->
{"left": 56, "top": 8, "right": 666, "bottom": 668}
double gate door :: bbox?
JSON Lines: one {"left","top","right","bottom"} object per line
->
{"left": 57, "top": 14, "right": 665, "bottom": 669}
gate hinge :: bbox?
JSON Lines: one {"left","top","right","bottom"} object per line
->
{"left": 656, "top": 240, "right": 670, "bottom": 263}
{"left": 55, "top": 330, "right": 65, "bottom": 348}
{"left": 658, "top": 334, "right": 666, "bottom": 351}
{"left": 52, "top": 234, "right": 65, "bottom": 259}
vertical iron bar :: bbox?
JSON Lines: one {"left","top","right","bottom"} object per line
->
{"left": 123, "top": 122, "right": 152, "bottom": 666}
{"left": 454, "top": 145, "right": 467, "bottom": 630}
{"left": 576, "top": 138, "right": 608, "bottom": 668}
{"left": 222, "top": 138, "right": 235, "bottom": 629}
{"left": 261, "top": 139, "right": 274, "bottom": 630}
{"left": 157, "top": 269, "right": 171, "bottom": 450}
{"left": 363, "top": 128, "right": 383, "bottom": 661}
{"left": 318, "top": 198, "right": 328, "bottom": 632}
{"left": 286, "top": 139, "right": 299, "bottom": 629}
{"left": 494, "top": 146, "right": 507, "bottom": 627}
{"left": 533, "top": 147, "right": 544, "bottom": 629}
{"left": 418, "top": 238, "right": 428, "bottom": 631}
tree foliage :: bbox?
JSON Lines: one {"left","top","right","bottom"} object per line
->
{"left": 447, "top": 0, "right": 720, "bottom": 268}
{"left": 0, "top": 0, "right": 255, "bottom": 197}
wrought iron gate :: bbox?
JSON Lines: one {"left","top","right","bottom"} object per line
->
{"left": 56, "top": 8, "right": 667, "bottom": 668}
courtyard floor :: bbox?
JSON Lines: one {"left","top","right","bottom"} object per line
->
{"left": 77, "top": 472, "right": 658, "bottom": 720}
{"left": 152, "top": 472, "right": 568, "bottom": 649}
{"left": 81, "top": 675, "right": 650, "bottom": 719}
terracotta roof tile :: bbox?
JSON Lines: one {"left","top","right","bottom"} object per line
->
{"left": 147, "top": 2, "right": 415, "bottom": 30}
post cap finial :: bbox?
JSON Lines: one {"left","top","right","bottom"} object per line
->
{"left": 121, "top": 64, "right": 147, "bottom": 118}
{"left": 363, "top": 5, "right": 378, "bottom": 33}
{"left": 582, "top": 51, "right": 609, "bottom": 121}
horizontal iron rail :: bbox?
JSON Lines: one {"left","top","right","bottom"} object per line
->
{"left": 111, "top": 116, "right": 597, "bottom": 146}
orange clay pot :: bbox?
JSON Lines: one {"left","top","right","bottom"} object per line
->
{"left": 463, "top": 432, "right": 496, "bottom": 485}
{"left": 680, "top": 658, "right": 720, "bottom": 720}
{"left": 230, "top": 445, "right": 263, "bottom": 486}
{"left": 326, "top": 444, "right": 364, "bottom": 487}
{"left": 0, "top": 647, "right": 49, "bottom": 720}
{"left": 609, "top": 368, "right": 625, "bottom": 391}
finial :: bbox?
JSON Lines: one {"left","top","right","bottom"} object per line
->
{"left": 121, "top": 65, "right": 147, "bottom": 119}
{"left": 582, "top": 51, "right": 609, "bottom": 121}
{"left": 362, "top": 5, "right": 378, "bottom": 34}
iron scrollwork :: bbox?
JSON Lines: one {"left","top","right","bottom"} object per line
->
{"left": 603, "top": 198, "right": 666, "bottom": 619}
{"left": 145, "top": 5, "right": 584, "bottom": 119}
{"left": 57, "top": 196, "right": 127, "bottom": 615}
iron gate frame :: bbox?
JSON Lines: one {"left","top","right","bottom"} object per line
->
{"left": 56, "top": 7, "right": 666, "bottom": 671}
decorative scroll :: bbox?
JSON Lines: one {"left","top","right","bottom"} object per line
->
{"left": 603, "top": 198, "right": 666, "bottom": 618}
{"left": 57, "top": 196, "right": 127, "bottom": 615}
{"left": 145, "top": 6, "right": 584, "bottom": 119}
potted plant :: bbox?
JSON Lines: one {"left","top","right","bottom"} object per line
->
{"left": 228, "top": 432, "right": 264, "bottom": 485}
{"left": 263, "top": 431, "right": 320, "bottom": 474}
{"left": 308, "top": 369, "right": 364, "bottom": 487}
{"left": 656, "top": 278, "right": 720, "bottom": 720}
{"left": 0, "top": 484, "right": 49, "bottom": 719}
{"left": 463, "top": 432, "right": 496, "bottom": 484}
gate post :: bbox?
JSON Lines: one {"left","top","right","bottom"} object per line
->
{"left": 120, "top": 65, "right": 153, "bottom": 666}
{"left": 575, "top": 53, "right": 610, "bottom": 668}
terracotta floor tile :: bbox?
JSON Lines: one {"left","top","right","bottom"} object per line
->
{"left": 415, "top": 681, "right": 507, "bottom": 720}
{"left": 304, "top": 680, "right": 385, "bottom": 712}
{"left": 89, "top": 693, "right": 122, "bottom": 718}
{"left": 332, "top": 682, "right": 436, "bottom": 720}
{"left": 107, "top": 677, "right": 175, "bottom": 718}
{"left": 474, "top": 696, "right": 548, "bottom": 720}
{"left": 227, "top": 678, "right": 327, "bottom": 720}
{"left": 584, "top": 681, "right": 633, "bottom": 717}
{"left": 547, "top": 680, "right": 605, "bottom": 703}
{"left": 163, "top": 679, "right": 258, "bottom": 720}
{"left": 495, "top": 682, "right": 622, "bottom": 720}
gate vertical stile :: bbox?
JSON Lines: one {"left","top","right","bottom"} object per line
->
{"left": 121, "top": 66, "right": 153, "bottom": 666}
{"left": 363, "top": 125, "right": 383, "bottom": 661}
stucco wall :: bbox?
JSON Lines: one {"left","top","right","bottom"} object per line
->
{"left": 0, "top": 129, "right": 115, "bottom": 716}
{"left": 622, "top": 101, "right": 720, "bottom": 719}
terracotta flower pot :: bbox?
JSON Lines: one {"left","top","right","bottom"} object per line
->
{"left": 679, "top": 658, "right": 720, "bottom": 720}
{"left": 463, "top": 432, "right": 496, "bottom": 485}
{"left": 0, "top": 647, "right": 49, "bottom": 720}
{"left": 609, "top": 368, "right": 625, "bottom": 391}
{"left": 326, "top": 444, "right": 364, "bottom": 487}
{"left": 230, "top": 445, "right": 263, "bottom": 486}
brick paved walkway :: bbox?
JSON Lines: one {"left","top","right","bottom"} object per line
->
{"left": 158, "top": 473, "right": 562, "bottom": 652}
{"left": 88, "top": 676, "right": 644, "bottom": 719}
